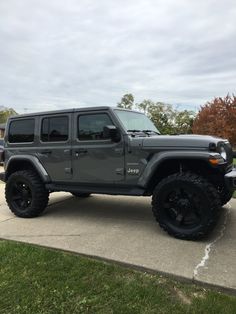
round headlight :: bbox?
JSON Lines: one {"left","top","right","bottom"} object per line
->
{"left": 219, "top": 146, "right": 227, "bottom": 160}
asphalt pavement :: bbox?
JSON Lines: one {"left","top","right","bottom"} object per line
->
{"left": 0, "top": 182, "right": 235, "bottom": 293}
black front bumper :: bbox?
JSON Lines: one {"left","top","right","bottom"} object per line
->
{"left": 0, "top": 172, "right": 5, "bottom": 182}
{"left": 225, "top": 169, "right": 236, "bottom": 189}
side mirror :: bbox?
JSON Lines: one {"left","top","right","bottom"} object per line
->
{"left": 103, "top": 125, "right": 121, "bottom": 142}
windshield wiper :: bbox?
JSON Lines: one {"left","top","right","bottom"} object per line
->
{"left": 127, "top": 129, "right": 142, "bottom": 133}
{"left": 127, "top": 129, "right": 160, "bottom": 137}
{"left": 142, "top": 129, "right": 160, "bottom": 135}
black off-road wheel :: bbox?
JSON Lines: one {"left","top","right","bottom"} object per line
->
{"left": 152, "top": 172, "right": 221, "bottom": 240}
{"left": 219, "top": 186, "right": 234, "bottom": 206}
{"left": 5, "top": 170, "right": 49, "bottom": 218}
{"left": 71, "top": 192, "right": 91, "bottom": 198}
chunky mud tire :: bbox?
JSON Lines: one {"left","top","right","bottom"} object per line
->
{"left": 219, "top": 186, "right": 234, "bottom": 206}
{"left": 152, "top": 172, "right": 221, "bottom": 240}
{"left": 5, "top": 170, "right": 49, "bottom": 218}
{"left": 71, "top": 192, "right": 91, "bottom": 198}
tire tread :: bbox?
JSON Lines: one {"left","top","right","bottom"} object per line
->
{"left": 5, "top": 170, "right": 49, "bottom": 218}
{"left": 152, "top": 172, "right": 221, "bottom": 240}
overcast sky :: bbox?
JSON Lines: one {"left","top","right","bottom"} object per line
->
{"left": 0, "top": 0, "right": 236, "bottom": 113}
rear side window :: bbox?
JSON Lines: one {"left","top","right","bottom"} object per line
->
{"left": 41, "top": 116, "right": 69, "bottom": 142}
{"left": 8, "top": 119, "right": 35, "bottom": 143}
{"left": 78, "top": 113, "right": 113, "bottom": 141}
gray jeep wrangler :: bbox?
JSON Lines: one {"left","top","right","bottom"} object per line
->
{"left": 1, "top": 106, "right": 236, "bottom": 240}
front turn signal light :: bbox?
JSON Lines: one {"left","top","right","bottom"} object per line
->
{"left": 209, "top": 158, "right": 220, "bottom": 165}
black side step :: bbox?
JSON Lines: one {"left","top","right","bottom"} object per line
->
{"left": 45, "top": 183, "right": 145, "bottom": 196}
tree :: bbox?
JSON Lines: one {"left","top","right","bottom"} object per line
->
{"left": 117, "top": 94, "right": 134, "bottom": 109}
{"left": 117, "top": 93, "right": 195, "bottom": 135}
{"left": 137, "top": 100, "right": 194, "bottom": 134}
{"left": 137, "top": 99, "right": 150, "bottom": 115}
{"left": 138, "top": 101, "right": 175, "bottom": 134}
{"left": 0, "top": 108, "right": 17, "bottom": 123}
{"left": 192, "top": 95, "right": 236, "bottom": 147}
{"left": 173, "top": 110, "right": 195, "bottom": 134}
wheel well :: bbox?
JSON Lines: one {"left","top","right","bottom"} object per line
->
{"left": 6, "top": 159, "right": 43, "bottom": 181}
{"left": 146, "top": 158, "right": 224, "bottom": 194}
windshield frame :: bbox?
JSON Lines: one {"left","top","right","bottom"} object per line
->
{"left": 114, "top": 109, "right": 160, "bottom": 135}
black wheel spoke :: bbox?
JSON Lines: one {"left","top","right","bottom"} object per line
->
{"left": 12, "top": 195, "right": 22, "bottom": 201}
{"left": 162, "top": 182, "right": 205, "bottom": 228}
{"left": 13, "top": 183, "right": 22, "bottom": 193}
{"left": 20, "top": 200, "right": 27, "bottom": 208}
{"left": 10, "top": 179, "right": 33, "bottom": 211}
{"left": 175, "top": 213, "right": 184, "bottom": 225}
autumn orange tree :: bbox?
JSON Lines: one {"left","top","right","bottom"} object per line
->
{"left": 192, "top": 95, "right": 236, "bottom": 148}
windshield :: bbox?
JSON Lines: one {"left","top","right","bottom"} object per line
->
{"left": 115, "top": 110, "right": 160, "bottom": 134}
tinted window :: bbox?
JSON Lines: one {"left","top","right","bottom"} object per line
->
{"left": 41, "top": 116, "right": 68, "bottom": 142}
{"left": 78, "top": 113, "right": 113, "bottom": 141}
{"left": 9, "top": 119, "right": 35, "bottom": 143}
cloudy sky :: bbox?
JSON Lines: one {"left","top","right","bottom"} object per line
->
{"left": 0, "top": 0, "right": 236, "bottom": 113}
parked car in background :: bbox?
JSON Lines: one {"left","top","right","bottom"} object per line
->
{"left": 0, "top": 138, "right": 4, "bottom": 165}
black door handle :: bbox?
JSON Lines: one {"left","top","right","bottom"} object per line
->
{"left": 41, "top": 150, "right": 52, "bottom": 155}
{"left": 75, "top": 149, "right": 88, "bottom": 157}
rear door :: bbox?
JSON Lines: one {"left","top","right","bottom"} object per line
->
{"left": 36, "top": 113, "right": 72, "bottom": 182}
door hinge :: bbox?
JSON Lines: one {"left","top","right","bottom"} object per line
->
{"left": 65, "top": 167, "right": 72, "bottom": 174}
{"left": 114, "top": 148, "right": 124, "bottom": 155}
{"left": 116, "top": 168, "right": 124, "bottom": 175}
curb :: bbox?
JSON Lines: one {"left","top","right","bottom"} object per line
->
{"left": 1, "top": 237, "right": 236, "bottom": 296}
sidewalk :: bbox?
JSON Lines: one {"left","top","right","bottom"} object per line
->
{"left": 0, "top": 183, "right": 235, "bottom": 292}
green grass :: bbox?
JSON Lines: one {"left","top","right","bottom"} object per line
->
{"left": 0, "top": 241, "right": 236, "bottom": 314}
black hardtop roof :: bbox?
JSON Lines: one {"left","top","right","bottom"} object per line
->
{"left": 8, "top": 106, "right": 142, "bottom": 120}
{"left": 9, "top": 106, "right": 113, "bottom": 120}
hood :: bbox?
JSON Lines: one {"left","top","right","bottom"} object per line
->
{"left": 142, "top": 134, "right": 227, "bottom": 149}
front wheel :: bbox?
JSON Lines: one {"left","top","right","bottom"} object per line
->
{"left": 152, "top": 172, "right": 221, "bottom": 240}
{"left": 219, "top": 186, "right": 234, "bottom": 206}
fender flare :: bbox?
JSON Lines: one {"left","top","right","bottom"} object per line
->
{"left": 138, "top": 150, "right": 221, "bottom": 188}
{"left": 5, "top": 155, "right": 51, "bottom": 182}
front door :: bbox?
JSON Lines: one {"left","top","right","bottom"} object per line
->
{"left": 72, "top": 111, "right": 125, "bottom": 183}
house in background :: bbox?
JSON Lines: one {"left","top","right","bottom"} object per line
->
{"left": 0, "top": 123, "right": 6, "bottom": 138}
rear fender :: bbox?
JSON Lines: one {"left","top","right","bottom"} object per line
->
{"left": 5, "top": 155, "right": 50, "bottom": 182}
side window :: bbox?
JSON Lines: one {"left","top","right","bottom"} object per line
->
{"left": 78, "top": 113, "right": 114, "bottom": 141}
{"left": 9, "top": 119, "right": 35, "bottom": 143}
{"left": 41, "top": 116, "right": 68, "bottom": 142}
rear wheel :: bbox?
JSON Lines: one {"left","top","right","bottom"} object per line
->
{"left": 71, "top": 192, "right": 91, "bottom": 198}
{"left": 152, "top": 172, "right": 221, "bottom": 240}
{"left": 5, "top": 170, "right": 49, "bottom": 218}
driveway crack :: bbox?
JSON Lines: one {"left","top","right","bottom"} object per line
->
{"left": 0, "top": 217, "right": 15, "bottom": 224}
{"left": 193, "top": 203, "right": 231, "bottom": 279}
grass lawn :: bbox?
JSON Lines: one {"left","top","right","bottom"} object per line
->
{"left": 0, "top": 241, "right": 236, "bottom": 314}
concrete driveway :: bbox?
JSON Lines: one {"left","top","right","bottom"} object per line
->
{"left": 0, "top": 182, "right": 235, "bottom": 292}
